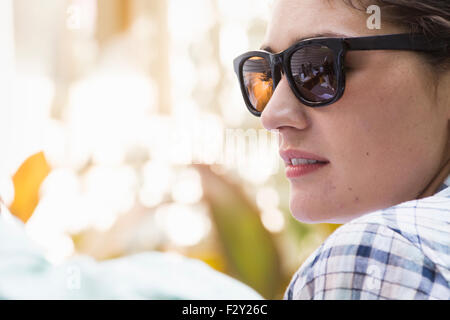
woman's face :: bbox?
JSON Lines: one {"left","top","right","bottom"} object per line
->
{"left": 260, "top": 0, "right": 450, "bottom": 223}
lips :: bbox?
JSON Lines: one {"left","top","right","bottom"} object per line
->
{"left": 279, "top": 148, "right": 329, "bottom": 165}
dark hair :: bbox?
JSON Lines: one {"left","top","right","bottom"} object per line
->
{"left": 342, "top": 0, "right": 450, "bottom": 68}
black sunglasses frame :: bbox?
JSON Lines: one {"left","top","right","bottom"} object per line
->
{"left": 233, "top": 33, "right": 449, "bottom": 117}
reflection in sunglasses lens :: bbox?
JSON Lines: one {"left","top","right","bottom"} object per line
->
{"left": 290, "top": 45, "right": 337, "bottom": 103}
{"left": 242, "top": 56, "right": 273, "bottom": 112}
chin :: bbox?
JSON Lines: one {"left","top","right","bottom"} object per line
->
{"left": 290, "top": 201, "right": 325, "bottom": 224}
{"left": 291, "top": 210, "right": 330, "bottom": 224}
{"left": 289, "top": 198, "right": 352, "bottom": 224}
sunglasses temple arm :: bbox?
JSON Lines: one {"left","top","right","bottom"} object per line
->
{"left": 344, "top": 34, "right": 448, "bottom": 52}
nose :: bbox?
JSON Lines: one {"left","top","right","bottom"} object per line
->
{"left": 260, "top": 76, "right": 310, "bottom": 131}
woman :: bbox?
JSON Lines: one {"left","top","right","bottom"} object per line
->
{"left": 234, "top": 0, "right": 450, "bottom": 299}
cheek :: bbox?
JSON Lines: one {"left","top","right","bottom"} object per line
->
{"left": 343, "top": 65, "right": 434, "bottom": 154}
{"left": 327, "top": 66, "right": 440, "bottom": 198}
{"left": 288, "top": 66, "right": 442, "bottom": 223}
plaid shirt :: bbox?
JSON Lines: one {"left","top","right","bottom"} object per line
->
{"left": 284, "top": 174, "right": 450, "bottom": 300}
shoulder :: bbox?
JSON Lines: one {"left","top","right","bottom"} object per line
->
{"left": 284, "top": 193, "right": 450, "bottom": 300}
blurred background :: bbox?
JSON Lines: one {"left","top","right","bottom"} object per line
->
{"left": 0, "top": 0, "right": 339, "bottom": 299}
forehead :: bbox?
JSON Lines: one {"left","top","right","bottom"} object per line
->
{"left": 262, "top": 0, "right": 376, "bottom": 53}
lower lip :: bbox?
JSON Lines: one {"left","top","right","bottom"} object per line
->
{"left": 285, "top": 162, "right": 329, "bottom": 178}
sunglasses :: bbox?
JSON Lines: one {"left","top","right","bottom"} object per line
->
{"left": 233, "top": 33, "right": 448, "bottom": 117}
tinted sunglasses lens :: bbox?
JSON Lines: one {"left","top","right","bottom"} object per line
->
{"left": 242, "top": 56, "right": 273, "bottom": 113}
{"left": 290, "top": 45, "right": 337, "bottom": 103}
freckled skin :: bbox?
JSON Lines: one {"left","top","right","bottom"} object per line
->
{"left": 260, "top": 0, "right": 450, "bottom": 224}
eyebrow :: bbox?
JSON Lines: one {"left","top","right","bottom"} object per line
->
{"left": 260, "top": 32, "right": 350, "bottom": 53}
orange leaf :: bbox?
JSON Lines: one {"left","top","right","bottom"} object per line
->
{"left": 9, "top": 151, "right": 51, "bottom": 223}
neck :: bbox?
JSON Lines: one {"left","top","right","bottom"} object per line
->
{"left": 416, "top": 154, "right": 450, "bottom": 199}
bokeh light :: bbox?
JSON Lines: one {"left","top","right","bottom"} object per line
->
{"left": 0, "top": 0, "right": 333, "bottom": 299}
